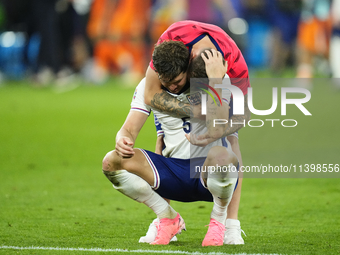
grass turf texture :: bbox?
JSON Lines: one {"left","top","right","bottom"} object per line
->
{"left": 0, "top": 78, "right": 339, "bottom": 255}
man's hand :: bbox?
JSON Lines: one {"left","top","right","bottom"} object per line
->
{"left": 115, "top": 110, "right": 148, "bottom": 158}
{"left": 115, "top": 137, "right": 135, "bottom": 158}
{"left": 201, "top": 49, "right": 228, "bottom": 79}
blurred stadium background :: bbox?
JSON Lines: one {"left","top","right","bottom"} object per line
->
{"left": 0, "top": 0, "right": 339, "bottom": 84}
{"left": 1, "top": 0, "right": 340, "bottom": 254}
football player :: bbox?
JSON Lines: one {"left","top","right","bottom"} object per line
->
{"left": 144, "top": 20, "right": 251, "bottom": 244}
{"left": 102, "top": 50, "right": 239, "bottom": 246}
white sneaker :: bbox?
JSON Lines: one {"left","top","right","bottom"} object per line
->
{"left": 224, "top": 219, "right": 246, "bottom": 245}
{"left": 139, "top": 218, "right": 178, "bottom": 243}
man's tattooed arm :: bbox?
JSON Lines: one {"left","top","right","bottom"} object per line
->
{"left": 150, "top": 90, "right": 191, "bottom": 118}
{"left": 223, "top": 94, "right": 251, "bottom": 136}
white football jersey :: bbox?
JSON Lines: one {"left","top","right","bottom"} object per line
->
{"left": 131, "top": 77, "right": 233, "bottom": 159}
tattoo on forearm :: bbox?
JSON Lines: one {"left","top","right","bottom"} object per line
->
{"left": 150, "top": 90, "right": 191, "bottom": 118}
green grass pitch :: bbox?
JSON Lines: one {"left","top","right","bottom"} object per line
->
{"left": 0, "top": 77, "right": 339, "bottom": 255}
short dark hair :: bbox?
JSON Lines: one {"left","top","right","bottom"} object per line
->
{"left": 188, "top": 48, "right": 225, "bottom": 79}
{"left": 152, "top": 41, "right": 190, "bottom": 82}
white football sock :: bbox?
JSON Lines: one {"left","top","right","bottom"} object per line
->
{"left": 103, "top": 170, "right": 177, "bottom": 219}
{"left": 207, "top": 164, "right": 237, "bottom": 224}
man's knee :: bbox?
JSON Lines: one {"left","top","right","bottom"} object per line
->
{"left": 102, "top": 150, "right": 121, "bottom": 172}
{"left": 102, "top": 149, "right": 154, "bottom": 186}
{"left": 207, "top": 146, "right": 238, "bottom": 167}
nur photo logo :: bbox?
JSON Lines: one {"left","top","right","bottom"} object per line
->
{"left": 193, "top": 78, "right": 312, "bottom": 128}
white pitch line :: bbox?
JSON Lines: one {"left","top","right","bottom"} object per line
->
{"left": 0, "top": 245, "right": 282, "bottom": 255}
